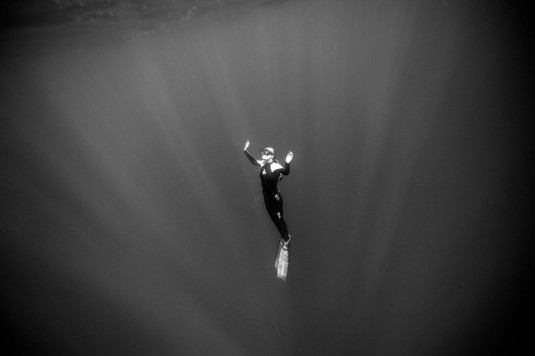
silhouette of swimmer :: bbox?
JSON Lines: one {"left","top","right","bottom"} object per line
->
{"left": 243, "top": 140, "right": 293, "bottom": 247}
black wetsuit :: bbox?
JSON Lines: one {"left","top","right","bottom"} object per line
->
{"left": 260, "top": 161, "right": 290, "bottom": 241}
{"left": 244, "top": 150, "right": 291, "bottom": 241}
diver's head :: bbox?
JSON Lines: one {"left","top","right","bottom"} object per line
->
{"left": 260, "top": 147, "right": 275, "bottom": 161}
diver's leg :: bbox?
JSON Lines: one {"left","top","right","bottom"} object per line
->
{"left": 272, "top": 193, "right": 290, "bottom": 242}
{"left": 264, "top": 193, "right": 288, "bottom": 240}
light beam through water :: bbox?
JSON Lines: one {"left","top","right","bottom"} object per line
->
{"left": 1, "top": 1, "right": 532, "bottom": 355}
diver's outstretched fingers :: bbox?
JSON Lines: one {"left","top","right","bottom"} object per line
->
{"left": 286, "top": 151, "right": 294, "bottom": 163}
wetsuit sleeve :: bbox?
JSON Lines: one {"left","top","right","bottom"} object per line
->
{"left": 280, "top": 162, "right": 290, "bottom": 176}
{"left": 244, "top": 150, "right": 261, "bottom": 166}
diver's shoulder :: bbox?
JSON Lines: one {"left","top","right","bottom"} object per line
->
{"left": 270, "top": 162, "right": 283, "bottom": 170}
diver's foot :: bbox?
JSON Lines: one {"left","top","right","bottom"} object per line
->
{"left": 282, "top": 235, "right": 291, "bottom": 248}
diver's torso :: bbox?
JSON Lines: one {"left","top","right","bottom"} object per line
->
{"left": 260, "top": 162, "right": 283, "bottom": 193}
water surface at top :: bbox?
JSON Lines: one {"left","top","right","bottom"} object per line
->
{"left": 1, "top": 0, "right": 289, "bottom": 56}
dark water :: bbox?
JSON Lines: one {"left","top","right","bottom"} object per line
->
{"left": 1, "top": 1, "right": 533, "bottom": 355}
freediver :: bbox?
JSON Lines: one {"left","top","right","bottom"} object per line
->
{"left": 243, "top": 140, "right": 293, "bottom": 248}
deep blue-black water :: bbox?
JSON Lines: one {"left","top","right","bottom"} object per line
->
{"left": 1, "top": 1, "right": 532, "bottom": 355}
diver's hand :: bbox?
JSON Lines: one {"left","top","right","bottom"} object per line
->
{"left": 285, "top": 151, "right": 294, "bottom": 163}
{"left": 244, "top": 140, "right": 250, "bottom": 151}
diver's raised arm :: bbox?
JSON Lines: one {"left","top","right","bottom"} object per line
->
{"left": 243, "top": 140, "right": 261, "bottom": 166}
{"left": 278, "top": 151, "right": 292, "bottom": 175}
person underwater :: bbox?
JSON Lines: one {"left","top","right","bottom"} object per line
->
{"left": 243, "top": 140, "right": 293, "bottom": 247}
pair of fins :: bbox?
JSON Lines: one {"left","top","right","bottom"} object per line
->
{"left": 274, "top": 239, "right": 290, "bottom": 281}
